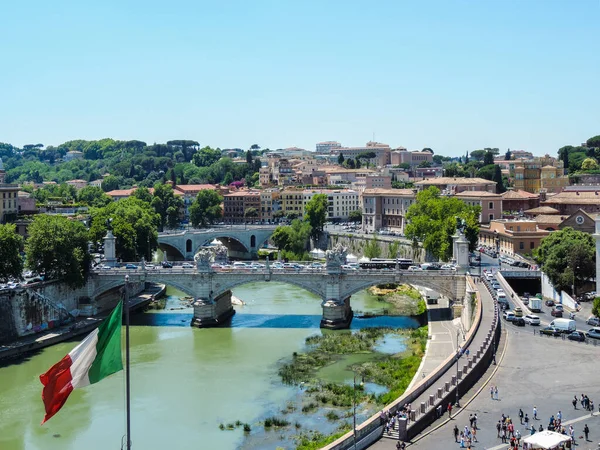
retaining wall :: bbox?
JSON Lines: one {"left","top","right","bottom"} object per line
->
{"left": 323, "top": 275, "right": 490, "bottom": 450}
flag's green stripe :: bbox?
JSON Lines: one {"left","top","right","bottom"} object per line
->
{"left": 88, "top": 301, "right": 123, "bottom": 384}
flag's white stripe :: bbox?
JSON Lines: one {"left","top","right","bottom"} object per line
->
{"left": 68, "top": 328, "right": 99, "bottom": 389}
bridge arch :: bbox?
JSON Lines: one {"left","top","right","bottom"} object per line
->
{"left": 212, "top": 277, "right": 324, "bottom": 300}
{"left": 91, "top": 278, "right": 196, "bottom": 300}
{"left": 157, "top": 242, "right": 186, "bottom": 261}
{"left": 195, "top": 236, "right": 250, "bottom": 255}
{"left": 340, "top": 277, "right": 459, "bottom": 301}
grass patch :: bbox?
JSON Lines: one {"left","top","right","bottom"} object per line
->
{"left": 295, "top": 425, "right": 352, "bottom": 450}
{"left": 264, "top": 416, "right": 291, "bottom": 428}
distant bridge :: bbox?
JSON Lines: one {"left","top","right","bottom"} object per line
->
{"left": 157, "top": 226, "right": 277, "bottom": 260}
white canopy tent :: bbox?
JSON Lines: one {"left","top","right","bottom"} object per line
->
{"left": 310, "top": 248, "right": 326, "bottom": 259}
{"left": 358, "top": 256, "right": 370, "bottom": 263}
{"left": 346, "top": 254, "right": 358, "bottom": 263}
{"left": 523, "top": 430, "right": 571, "bottom": 449}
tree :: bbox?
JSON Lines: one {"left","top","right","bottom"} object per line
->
{"left": 25, "top": 215, "right": 90, "bottom": 288}
{"left": 586, "top": 135, "right": 600, "bottom": 149}
{"left": 569, "top": 152, "right": 587, "bottom": 172}
{"left": 223, "top": 172, "right": 234, "bottom": 185}
{"left": 348, "top": 210, "right": 362, "bottom": 223}
{"left": 581, "top": 158, "right": 599, "bottom": 171}
{"left": 405, "top": 187, "right": 480, "bottom": 261}
{"left": 505, "top": 149, "right": 512, "bottom": 160}
{"left": 534, "top": 227, "right": 595, "bottom": 294}
{"left": 89, "top": 198, "right": 160, "bottom": 261}
{"left": 357, "top": 152, "right": 376, "bottom": 168}
{"left": 271, "top": 219, "right": 312, "bottom": 256}
{"left": 483, "top": 151, "right": 495, "bottom": 165}
{"left": 418, "top": 161, "right": 431, "bottom": 168}
{"left": 338, "top": 153, "right": 345, "bottom": 165}
{"left": 470, "top": 150, "right": 486, "bottom": 161}
{"left": 101, "top": 175, "right": 120, "bottom": 192}
{"left": 422, "top": 148, "right": 434, "bottom": 154}
{"left": 189, "top": 190, "right": 223, "bottom": 227}
{"left": 0, "top": 224, "right": 23, "bottom": 282}
{"left": 304, "top": 194, "right": 328, "bottom": 238}
{"left": 151, "top": 184, "right": 184, "bottom": 230}
{"left": 246, "top": 150, "right": 253, "bottom": 165}
{"left": 493, "top": 165, "right": 506, "bottom": 193}
{"left": 77, "top": 186, "right": 111, "bottom": 207}
{"left": 364, "top": 235, "right": 382, "bottom": 259}
{"left": 388, "top": 240, "right": 400, "bottom": 259}
{"left": 346, "top": 159, "right": 356, "bottom": 169}
{"left": 593, "top": 297, "right": 600, "bottom": 318}
{"left": 477, "top": 164, "right": 496, "bottom": 181}
{"left": 244, "top": 207, "right": 258, "bottom": 221}
{"left": 250, "top": 144, "right": 261, "bottom": 150}
{"left": 132, "top": 186, "right": 153, "bottom": 204}
{"left": 192, "top": 146, "right": 221, "bottom": 167}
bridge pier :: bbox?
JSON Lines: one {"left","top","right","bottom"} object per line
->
{"left": 191, "top": 290, "right": 235, "bottom": 328}
{"left": 320, "top": 297, "right": 353, "bottom": 329}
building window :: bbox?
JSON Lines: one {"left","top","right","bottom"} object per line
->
{"left": 530, "top": 242, "right": 534, "bottom": 249}
{"left": 519, "top": 242, "right": 524, "bottom": 250}
{"left": 489, "top": 202, "right": 493, "bottom": 209}
{"left": 489, "top": 214, "right": 494, "bottom": 221}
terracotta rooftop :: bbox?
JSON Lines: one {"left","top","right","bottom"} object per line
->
{"left": 534, "top": 215, "right": 567, "bottom": 224}
{"left": 501, "top": 189, "right": 539, "bottom": 199}
{"left": 362, "top": 188, "right": 416, "bottom": 196}
{"left": 414, "top": 177, "right": 496, "bottom": 185}
{"left": 542, "top": 191, "right": 600, "bottom": 204}
{"left": 524, "top": 206, "right": 560, "bottom": 215}
{"left": 174, "top": 184, "right": 216, "bottom": 192}
{"left": 453, "top": 190, "right": 501, "bottom": 198}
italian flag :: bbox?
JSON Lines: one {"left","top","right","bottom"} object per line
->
{"left": 40, "top": 301, "right": 123, "bottom": 424}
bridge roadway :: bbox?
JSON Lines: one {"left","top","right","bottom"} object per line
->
{"left": 88, "top": 266, "right": 467, "bottom": 329}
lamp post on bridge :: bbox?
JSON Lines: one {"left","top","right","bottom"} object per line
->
{"left": 353, "top": 371, "right": 364, "bottom": 450}
{"left": 455, "top": 328, "right": 461, "bottom": 407}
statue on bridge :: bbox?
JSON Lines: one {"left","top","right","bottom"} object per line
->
{"left": 194, "top": 248, "right": 214, "bottom": 271}
{"left": 326, "top": 243, "right": 347, "bottom": 271}
{"left": 213, "top": 243, "right": 228, "bottom": 264}
{"left": 456, "top": 217, "right": 467, "bottom": 235}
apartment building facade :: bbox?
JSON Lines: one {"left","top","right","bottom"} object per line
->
{"left": 453, "top": 191, "right": 502, "bottom": 224}
{"left": 479, "top": 219, "right": 550, "bottom": 256}
{"left": 361, "top": 188, "right": 416, "bottom": 233}
{"left": 223, "top": 191, "right": 262, "bottom": 223}
{"left": 414, "top": 177, "right": 497, "bottom": 193}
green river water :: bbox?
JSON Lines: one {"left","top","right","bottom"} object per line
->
{"left": 0, "top": 283, "right": 420, "bottom": 450}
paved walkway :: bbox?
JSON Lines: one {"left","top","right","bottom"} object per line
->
{"left": 407, "top": 323, "right": 600, "bottom": 450}
{"left": 371, "top": 280, "right": 498, "bottom": 448}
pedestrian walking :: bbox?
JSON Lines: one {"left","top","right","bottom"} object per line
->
{"left": 473, "top": 413, "right": 478, "bottom": 429}
{"left": 494, "top": 386, "right": 499, "bottom": 400}
{"left": 557, "top": 410, "right": 562, "bottom": 421}
{"left": 454, "top": 425, "right": 459, "bottom": 442}
{"left": 471, "top": 426, "right": 477, "bottom": 442}
{"left": 496, "top": 420, "right": 502, "bottom": 438}
{"left": 447, "top": 402, "right": 452, "bottom": 419}
{"left": 490, "top": 385, "right": 494, "bottom": 399}
{"left": 533, "top": 406, "right": 538, "bottom": 420}
{"left": 524, "top": 413, "right": 529, "bottom": 426}
{"left": 519, "top": 408, "right": 524, "bottom": 424}
{"left": 516, "top": 429, "right": 521, "bottom": 446}
{"left": 573, "top": 396, "right": 578, "bottom": 410}
{"left": 584, "top": 424, "right": 589, "bottom": 441}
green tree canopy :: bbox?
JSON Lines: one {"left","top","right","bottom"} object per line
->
{"left": 405, "top": 187, "right": 480, "bottom": 261}
{"left": 271, "top": 219, "right": 312, "bottom": 256}
{"left": 304, "top": 194, "right": 328, "bottom": 238}
{"left": 192, "top": 146, "right": 222, "bottom": 167}
{"left": 363, "top": 235, "right": 382, "bottom": 259}
{"left": 483, "top": 151, "right": 495, "bottom": 165}
{"left": 581, "top": 157, "right": 599, "bottom": 171}
{"left": 89, "top": 198, "right": 160, "bottom": 261}
{"left": 0, "top": 224, "right": 24, "bottom": 282}
{"left": 338, "top": 153, "right": 345, "bottom": 165}
{"left": 101, "top": 175, "right": 120, "bottom": 192}
{"left": 348, "top": 210, "right": 362, "bottom": 223}
{"left": 151, "top": 183, "right": 184, "bottom": 230}
{"left": 25, "top": 215, "right": 90, "bottom": 288}
{"left": 77, "top": 185, "right": 111, "bottom": 207}
{"left": 189, "top": 190, "right": 223, "bottom": 227}
{"left": 586, "top": 135, "right": 600, "bottom": 149}
{"left": 533, "top": 227, "right": 595, "bottom": 294}
{"left": 132, "top": 186, "right": 153, "bottom": 204}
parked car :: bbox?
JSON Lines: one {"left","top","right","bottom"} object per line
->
{"left": 521, "top": 297, "right": 529, "bottom": 306}
{"left": 586, "top": 328, "right": 600, "bottom": 340}
{"left": 586, "top": 316, "right": 600, "bottom": 327}
{"left": 512, "top": 317, "right": 525, "bottom": 326}
{"left": 125, "top": 264, "right": 138, "bottom": 269}
{"left": 523, "top": 315, "right": 540, "bottom": 325}
{"left": 567, "top": 331, "right": 586, "bottom": 342}
{"left": 182, "top": 263, "right": 194, "bottom": 269}
{"left": 540, "top": 326, "right": 561, "bottom": 336}
{"left": 545, "top": 300, "right": 555, "bottom": 307}
{"left": 161, "top": 261, "right": 173, "bottom": 268}
{"left": 551, "top": 309, "right": 563, "bottom": 318}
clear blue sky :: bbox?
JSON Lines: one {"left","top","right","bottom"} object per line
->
{"left": 1, "top": 0, "right": 598, "bottom": 156}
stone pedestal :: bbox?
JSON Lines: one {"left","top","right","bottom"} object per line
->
{"left": 321, "top": 297, "right": 353, "bottom": 329}
{"left": 191, "top": 290, "right": 235, "bottom": 328}
{"left": 103, "top": 231, "right": 118, "bottom": 267}
{"left": 454, "top": 233, "right": 470, "bottom": 273}
{"left": 397, "top": 417, "right": 408, "bottom": 442}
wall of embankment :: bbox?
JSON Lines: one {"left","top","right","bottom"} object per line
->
{"left": 325, "top": 232, "right": 427, "bottom": 262}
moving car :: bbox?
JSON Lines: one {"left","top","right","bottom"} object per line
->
{"left": 540, "top": 326, "right": 561, "bottom": 336}
{"left": 524, "top": 314, "right": 540, "bottom": 325}
{"left": 125, "top": 264, "right": 138, "bottom": 269}
{"left": 181, "top": 263, "right": 194, "bottom": 269}
{"left": 545, "top": 300, "right": 555, "bottom": 307}
{"left": 586, "top": 316, "right": 600, "bottom": 327}
{"left": 567, "top": 331, "right": 586, "bottom": 342}
{"left": 161, "top": 261, "right": 173, "bottom": 268}
{"left": 551, "top": 309, "right": 563, "bottom": 318}
{"left": 503, "top": 311, "right": 515, "bottom": 322}
{"left": 586, "top": 328, "right": 600, "bottom": 340}
{"left": 514, "top": 307, "right": 523, "bottom": 318}
{"left": 512, "top": 317, "right": 525, "bottom": 326}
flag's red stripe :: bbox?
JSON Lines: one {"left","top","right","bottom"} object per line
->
{"left": 39, "top": 353, "right": 74, "bottom": 424}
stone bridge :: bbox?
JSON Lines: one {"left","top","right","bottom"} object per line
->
{"left": 88, "top": 264, "right": 467, "bottom": 329}
{"left": 157, "top": 226, "right": 276, "bottom": 260}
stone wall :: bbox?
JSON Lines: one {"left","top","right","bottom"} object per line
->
{"left": 326, "top": 233, "right": 426, "bottom": 262}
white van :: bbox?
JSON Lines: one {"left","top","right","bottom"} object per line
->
{"left": 497, "top": 292, "right": 508, "bottom": 305}
{"left": 549, "top": 318, "right": 576, "bottom": 334}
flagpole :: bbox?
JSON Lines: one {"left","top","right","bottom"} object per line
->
{"left": 124, "top": 275, "right": 132, "bottom": 449}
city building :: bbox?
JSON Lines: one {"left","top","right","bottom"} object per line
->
{"left": 302, "top": 189, "right": 360, "bottom": 221}
{"left": 541, "top": 189, "right": 600, "bottom": 215}
{"left": 173, "top": 184, "right": 221, "bottom": 221}
{"left": 320, "top": 141, "right": 392, "bottom": 167}
{"left": 222, "top": 191, "right": 261, "bottom": 224}
{"left": 279, "top": 189, "right": 305, "bottom": 218}
{"left": 390, "top": 150, "right": 433, "bottom": 168}
{"left": 361, "top": 188, "right": 416, "bottom": 233}
{"left": 479, "top": 219, "right": 550, "bottom": 256}
{"left": 414, "top": 167, "right": 444, "bottom": 179}
{"left": 0, "top": 158, "right": 20, "bottom": 223}
{"left": 414, "top": 177, "right": 497, "bottom": 193}
{"left": 558, "top": 209, "right": 599, "bottom": 234}
{"left": 324, "top": 168, "right": 376, "bottom": 185}
{"left": 453, "top": 191, "right": 502, "bottom": 224}
{"left": 17, "top": 191, "right": 37, "bottom": 214}
{"left": 315, "top": 141, "right": 342, "bottom": 153}
{"left": 66, "top": 179, "right": 88, "bottom": 190}
{"left": 63, "top": 150, "right": 84, "bottom": 161}
{"left": 365, "top": 174, "right": 392, "bottom": 189}
{"left": 260, "top": 190, "right": 280, "bottom": 223}
{"left": 500, "top": 190, "right": 540, "bottom": 215}
{"left": 512, "top": 157, "right": 568, "bottom": 193}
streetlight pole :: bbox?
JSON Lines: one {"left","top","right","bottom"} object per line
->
{"left": 124, "top": 275, "right": 132, "bottom": 450}
{"left": 353, "top": 372, "right": 357, "bottom": 450}
{"left": 455, "top": 328, "right": 460, "bottom": 407}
